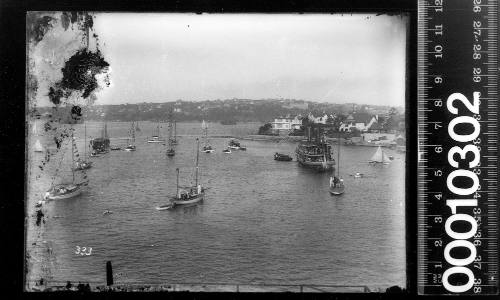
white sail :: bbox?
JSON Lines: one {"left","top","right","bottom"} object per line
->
{"left": 201, "top": 120, "right": 207, "bottom": 129}
{"left": 33, "top": 122, "right": 38, "bottom": 135}
{"left": 370, "top": 146, "right": 391, "bottom": 163}
{"left": 34, "top": 139, "right": 43, "bottom": 152}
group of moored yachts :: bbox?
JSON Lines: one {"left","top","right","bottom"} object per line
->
{"left": 34, "top": 120, "right": 249, "bottom": 211}
{"left": 34, "top": 121, "right": 394, "bottom": 209}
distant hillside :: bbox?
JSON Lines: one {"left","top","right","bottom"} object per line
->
{"left": 33, "top": 99, "right": 404, "bottom": 123}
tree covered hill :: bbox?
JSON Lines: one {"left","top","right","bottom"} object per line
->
{"left": 33, "top": 99, "right": 404, "bottom": 123}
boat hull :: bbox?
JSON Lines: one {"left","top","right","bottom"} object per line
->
{"left": 147, "top": 140, "right": 165, "bottom": 143}
{"left": 274, "top": 154, "right": 292, "bottom": 161}
{"left": 46, "top": 185, "right": 82, "bottom": 200}
{"left": 156, "top": 204, "right": 173, "bottom": 211}
{"left": 297, "top": 159, "right": 335, "bottom": 171}
{"left": 74, "top": 162, "right": 93, "bottom": 171}
{"left": 275, "top": 157, "right": 292, "bottom": 161}
{"left": 329, "top": 186, "right": 345, "bottom": 195}
{"left": 171, "top": 193, "right": 204, "bottom": 205}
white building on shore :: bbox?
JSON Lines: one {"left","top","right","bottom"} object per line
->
{"left": 271, "top": 114, "right": 303, "bottom": 134}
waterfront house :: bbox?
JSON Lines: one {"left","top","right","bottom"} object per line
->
{"left": 339, "top": 113, "right": 379, "bottom": 132}
{"left": 306, "top": 112, "right": 329, "bottom": 124}
{"left": 271, "top": 114, "right": 303, "bottom": 134}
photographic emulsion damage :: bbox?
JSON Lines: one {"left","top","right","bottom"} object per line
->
{"left": 25, "top": 12, "right": 408, "bottom": 293}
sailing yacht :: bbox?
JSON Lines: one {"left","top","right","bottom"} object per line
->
{"left": 156, "top": 138, "right": 205, "bottom": 210}
{"left": 124, "top": 122, "right": 137, "bottom": 151}
{"left": 201, "top": 120, "right": 214, "bottom": 153}
{"left": 369, "top": 146, "right": 391, "bottom": 165}
{"left": 43, "top": 129, "right": 89, "bottom": 200}
{"left": 147, "top": 122, "right": 165, "bottom": 143}
{"left": 74, "top": 122, "right": 93, "bottom": 170}
{"left": 329, "top": 133, "right": 345, "bottom": 195}
{"left": 34, "top": 140, "right": 44, "bottom": 153}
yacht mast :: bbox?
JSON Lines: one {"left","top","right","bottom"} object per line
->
{"left": 71, "top": 129, "right": 75, "bottom": 183}
{"left": 176, "top": 168, "right": 179, "bottom": 198}
{"left": 84, "top": 121, "right": 87, "bottom": 158}
{"left": 195, "top": 138, "right": 200, "bottom": 187}
{"left": 337, "top": 130, "right": 340, "bottom": 177}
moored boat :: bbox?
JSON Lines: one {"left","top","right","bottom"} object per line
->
{"left": 222, "top": 148, "right": 232, "bottom": 154}
{"left": 124, "top": 145, "right": 136, "bottom": 151}
{"left": 203, "top": 145, "right": 215, "bottom": 153}
{"left": 201, "top": 120, "right": 215, "bottom": 153}
{"left": 274, "top": 152, "right": 292, "bottom": 161}
{"left": 124, "top": 122, "right": 137, "bottom": 151}
{"left": 44, "top": 183, "right": 83, "bottom": 200}
{"left": 329, "top": 177, "right": 345, "bottom": 195}
{"left": 166, "top": 148, "right": 175, "bottom": 156}
{"left": 44, "top": 129, "right": 89, "bottom": 201}
{"left": 147, "top": 122, "right": 165, "bottom": 143}
{"left": 228, "top": 139, "right": 241, "bottom": 150}
{"left": 157, "top": 138, "right": 205, "bottom": 210}
{"left": 329, "top": 131, "right": 345, "bottom": 196}
{"left": 295, "top": 125, "right": 335, "bottom": 172}
{"left": 295, "top": 142, "right": 335, "bottom": 171}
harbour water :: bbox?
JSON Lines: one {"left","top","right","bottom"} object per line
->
{"left": 26, "top": 121, "right": 406, "bottom": 291}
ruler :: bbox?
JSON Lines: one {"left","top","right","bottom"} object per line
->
{"left": 417, "top": 0, "right": 498, "bottom": 295}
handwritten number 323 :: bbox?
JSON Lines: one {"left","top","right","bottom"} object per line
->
{"left": 75, "top": 246, "right": 92, "bottom": 256}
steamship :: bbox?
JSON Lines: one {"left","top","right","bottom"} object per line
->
{"left": 295, "top": 125, "right": 335, "bottom": 172}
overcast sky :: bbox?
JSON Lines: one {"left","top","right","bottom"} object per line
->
{"left": 90, "top": 13, "right": 407, "bottom": 106}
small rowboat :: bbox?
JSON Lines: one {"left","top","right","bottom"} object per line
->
{"left": 166, "top": 148, "right": 175, "bottom": 156}
{"left": 156, "top": 204, "right": 173, "bottom": 211}
{"left": 274, "top": 153, "right": 292, "bottom": 161}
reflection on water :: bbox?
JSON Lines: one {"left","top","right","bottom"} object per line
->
{"left": 27, "top": 121, "right": 406, "bottom": 290}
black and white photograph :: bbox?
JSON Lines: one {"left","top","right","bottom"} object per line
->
{"left": 25, "top": 12, "right": 408, "bottom": 293}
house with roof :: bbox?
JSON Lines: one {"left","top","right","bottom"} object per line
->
{"left": 306, "top": 112, "right": 329, "bottom": 124}
{"left": 339, "top": 112, "right": 379, "bottom": 132}
{"left": 271, "top": 114, "right": 303, "bottom": 134}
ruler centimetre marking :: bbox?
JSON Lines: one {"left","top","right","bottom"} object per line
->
{"left": 417, "top": 0, "right": 498, "bottom": 295}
